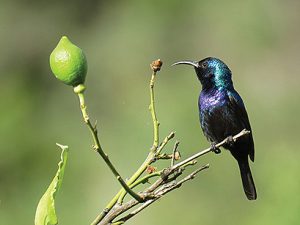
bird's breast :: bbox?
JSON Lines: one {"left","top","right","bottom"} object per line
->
{"left": 198, "top": 89, "right": 233, "bottom": 142}
{"left": 199, "top": 89, "right": 227, "bottom": 112}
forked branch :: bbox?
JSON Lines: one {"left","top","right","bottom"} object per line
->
{"left": 97, "top": 129, "right": 249, "bottom": 225}
{"left": 90, "top": 59, "right": 251, "bottom": 225}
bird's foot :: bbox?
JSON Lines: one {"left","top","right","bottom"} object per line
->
{"left": 211, "top": 142, "right": 221, "bottom": 154}
{"left": 225, "top": 135, "right": 234, "bottom": 147}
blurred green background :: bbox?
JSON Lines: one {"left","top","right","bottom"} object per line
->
{"left": 1, "top": 0, "right": 300, "bottom": 224}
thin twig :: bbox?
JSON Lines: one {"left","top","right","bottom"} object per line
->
{"left": 91, "top": 59, "right": 165, "bottom": 225}
{"left": 116, "top": 61, "right": 169, "bottom": 204}
{"left": 149, "top": 70, "right": 159, "bottom": 150}
{"left": 155, "top": 131, "right": 175, "bottom": 156}
{"left": 117, "top": 171, "right": 161, "bottom": 204}
{"left": 113, "top": 164, "right": 210, "bottom": 224}
{"left": 173, "top": 129, "right": 250, "bottom": 170}
{"left": 149, "top": 59, "right": 163, "bottom": 151}
{"left": 76, "top": 91, "right": 143, "bottom": 203}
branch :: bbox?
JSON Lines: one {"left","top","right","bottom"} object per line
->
{"left": 173, "top": 129, "right": 250, "bottom": 171}
{"left": 88, "top": 57, "right": 251, "bottom": 225}
{"left": 149, "top": 59, "right": 163, "bottom": 151}
{"left": 97, "top": 129, "right": 250, "bottom": 225}
{"left": 76, "top": 91, "right": 143, "bottom": 203}
{"left": 91, "top": 59, "right": 168, "bottom": 225}
{"left": 91, "top": 58, "right": 251, "bottom": 225}
{"left": 111, "top": 164, "right": 210, "bottom": 225}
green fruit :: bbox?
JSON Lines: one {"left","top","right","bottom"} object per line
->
{"left": 50, "top": 36, "right": 87, "bottom": 86}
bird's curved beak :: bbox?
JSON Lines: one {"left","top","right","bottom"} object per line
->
{"left": 171, "top": 60, "right": 199, "bottom": 68}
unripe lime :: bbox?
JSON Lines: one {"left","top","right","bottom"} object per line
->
{"left": 50, "top": 36, "right": 87, "bottom": 86}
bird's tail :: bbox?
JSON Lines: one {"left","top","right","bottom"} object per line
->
{"left": 237, "top": 159, "right": 257, "bottom": 200}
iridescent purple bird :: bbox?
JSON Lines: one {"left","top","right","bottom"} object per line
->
{"left": 173, "top": 57, "right": 257, "bottom": 200}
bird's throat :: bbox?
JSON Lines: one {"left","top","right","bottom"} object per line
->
{"left": 199, "top": 88, "right": 227, "bottom": 110}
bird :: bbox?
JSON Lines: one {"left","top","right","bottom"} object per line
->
{"left": 172, "top": 57, "right": 257, "bottom": 200}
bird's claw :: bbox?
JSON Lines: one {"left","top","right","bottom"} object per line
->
{"left": 225, "top": 135, "right": 234, "bottom": 147}
{"left": 211, "top": 142, "right": 221, "bottom": 154}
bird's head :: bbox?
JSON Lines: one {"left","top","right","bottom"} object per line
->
{"left": 172, "top": 57, "right": 233, "bottom": 90}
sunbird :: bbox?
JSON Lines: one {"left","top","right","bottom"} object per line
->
{"left": 173, "top": 57, "right": 257, "bottom": 200}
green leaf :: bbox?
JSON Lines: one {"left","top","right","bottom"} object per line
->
{"left": 35, "top": 143, "right": 69, "bottom": 225}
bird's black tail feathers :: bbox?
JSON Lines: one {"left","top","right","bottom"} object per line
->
{"left": 238, "top": 159, "right": 257, "bottom": 200}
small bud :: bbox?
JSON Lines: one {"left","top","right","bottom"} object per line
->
{"left": 50, "top": 36, "right": 87, "bottom": 86}
{"left": 174, "top": 151, "right": 181, "bottom": 160}
{"left": 150, "top": 59, "right": 163, "bottom": 72}
{"left": 146, "top": 165, "right": 157, "bottom": 174}
{"left": 168, "top": 132, "right": 175, "bottom": 139}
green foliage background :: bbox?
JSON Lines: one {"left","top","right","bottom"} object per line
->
{"left": 1, "top": 0, "right": 299, "bottom": 224}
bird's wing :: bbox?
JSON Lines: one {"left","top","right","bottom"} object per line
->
{"left": 228, "top": 91, "right": 255, "bottom": 161}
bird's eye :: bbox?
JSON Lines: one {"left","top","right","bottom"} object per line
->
{"left": 202, "top": 62, "right": 208, "bottom": 68}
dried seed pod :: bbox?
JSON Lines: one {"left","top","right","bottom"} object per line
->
{"left": 150, "top": 59, "right": 163, "bottom": 72}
